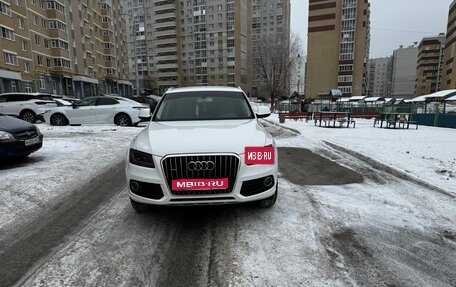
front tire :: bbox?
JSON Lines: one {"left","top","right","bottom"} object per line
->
{"left": 130, "top": 198, "right": 149, "bottom": 213}
{"left": 258, "top": 186, "right": 278, "bottom": 208}
{"left": 114, "top": 113, "right": 132, "bottom": 126}
{"left": 20, "top": 110, "right": 36, "bottom": 123}
{"left": 50, "top": 113, "right": 68, "bottom": 126}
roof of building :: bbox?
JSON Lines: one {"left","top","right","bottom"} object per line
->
{"left": 364, "top": 97, "right": 385, "bottom": 102}
{"left": 410, "top": 90, "right": 456, "bottom": 102}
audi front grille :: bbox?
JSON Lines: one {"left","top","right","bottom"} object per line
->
{"left": 162, "top": 154, "right": 240, "bottom": 196}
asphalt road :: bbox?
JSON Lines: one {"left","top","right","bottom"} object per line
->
{"left": 2, "top": 124, "right": 455, "bottom": 287}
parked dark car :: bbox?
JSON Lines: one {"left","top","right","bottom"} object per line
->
{"left": 131, "top": 95, "right": 161, "bottom": 113}
{"left": 0, "top": 113, "right": 43, "bottom": 161}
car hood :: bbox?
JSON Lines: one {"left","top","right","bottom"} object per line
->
{"left": 0, "top": 114, "right": 35, "bottom": 133}
{"left": 132, "top": 119, "right": 272, "bottom": 156}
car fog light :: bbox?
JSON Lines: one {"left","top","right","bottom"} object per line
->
{"left": 130, "top": 180, "right": 140, "bottom": 192}
{"left": 264, "top": 176, "right": 274, "bottom": 187}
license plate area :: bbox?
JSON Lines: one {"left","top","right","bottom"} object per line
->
{"left": 172, "top": 178, "right": 229, "bottom": 192}
{"left": 25, "top": 137, "right": 40, "bottom": 146}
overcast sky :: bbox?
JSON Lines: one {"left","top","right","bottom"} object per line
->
{"left": 290, "top": 0, "right": 453, "bottom": 58}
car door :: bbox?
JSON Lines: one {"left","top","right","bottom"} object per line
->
{"left": 0, "top": 94, "right": 30, "bottom": 116}
{"left": 95, "top": 97, "right": 120, "bottom": 123}
{"left": 0, "top": 95, "right": 7, "bottom": 115}
{"left": 65, "top": 97, "right": 97, "bottom": 124}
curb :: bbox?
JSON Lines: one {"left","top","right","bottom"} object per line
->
{"left": 324, "top": 141, "right": 455, "bottom": 199}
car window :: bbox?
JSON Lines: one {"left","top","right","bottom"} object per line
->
{"left": 37, "top": 95, "right": 53, "bottom": 100}
{"left": 0, "top": 96, "right": 5, "bottom": 103}
{"left": 132, "top": 97, "right": 146, "bottom": 103}
{"left": 4, "top": 94, "right": 32, "bottom": 102}
{"left": 154, "top": 91, "right": 254, "bottom": 121}
{"left": 76, "top": 98, "right": 97, "bottom": 106}
{"left": 97, "top": 97, "right": 119, "bottom": 105}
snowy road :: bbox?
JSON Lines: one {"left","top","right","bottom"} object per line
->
{"left": 1, "top": 122, "right": 455, "bottom": 287}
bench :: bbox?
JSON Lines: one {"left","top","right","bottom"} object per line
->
{"left": 386, "top": 120, "right": 419, "bottom": 129}
{"left": 314, "top": 112, "right": 354, "bottom": 128}
{"left": 278, "top": 111, "right": 309, "bottom": 121}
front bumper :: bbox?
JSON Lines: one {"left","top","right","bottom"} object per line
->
{"left": 126, "top": 153, "right": 278, "bottom": 206}
{"left": 0, "top": 134, "right": 43, "bottom": 160}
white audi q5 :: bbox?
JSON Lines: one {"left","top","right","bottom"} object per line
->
{"left": 125, "top": 86, "right": 278, "bottom": 212}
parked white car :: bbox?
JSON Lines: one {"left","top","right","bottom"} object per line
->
{"left": 126, "top": 86, "right": 278, "bottom": 212}
{"left": 43, "top": 96, "right": 149, "bottom": 126}
{"left": 0, "top": 92, "right": 57, "bottom": 123}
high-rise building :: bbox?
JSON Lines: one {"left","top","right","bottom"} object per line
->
{"left": 442, "top": 1, "right": 456, "bottom": 90}
{"left": 367, "top": 57, "right": 392, "bottom": 97}
{"left": 0, "top": 0, "right": 131, "bottom": 97}
{"left": 251, "top": 0, "right": 291, "bottom": 97}
{"left": 123, "top": 0, "right": 253, "bottom": 95}
{"left": 415, "top": 34, "right": 445, "bottom": 96}
{"left": 290, "top": 54, "right": 306, "bottom": 96}
{"left": 391, "top": 45, "right": 418, "bottom": 98}
{"left": 306, "top": 0, "right": 370, "bottom": 100}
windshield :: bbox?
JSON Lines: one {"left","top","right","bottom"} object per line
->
{"left": 154, "top": 91, "right": 254, "bottom": 121}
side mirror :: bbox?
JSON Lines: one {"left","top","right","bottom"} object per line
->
{"left": 256, "top": 105, "right": 271, "bottom": 118}
{"left": 72, "top": 103, "right": 78, "bottom": 109}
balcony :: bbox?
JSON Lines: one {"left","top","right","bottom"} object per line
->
{"left": 154, "top": 12, "right": 176, "bottom": 21}
{"left": 154, "top": 3, "right": 174, "bottom": 12}
{"left": 154, "top": 21, "right": 177, "bottom": 29}
{"left": 156, "top": 63, "right": 178, "bottom": 69}
{"left": 155, "top": 29, "right": 177, "bottom": 37}
{"left": 155, "top": 37, "right": 177, "bottom": 46}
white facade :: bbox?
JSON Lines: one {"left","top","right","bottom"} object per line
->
{"left": 367, "top": 57, "right": 392, "bottom": 97}
{"left": 391, "top": 46, "right": 418, "bottom": 98}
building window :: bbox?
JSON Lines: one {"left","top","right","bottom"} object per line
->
{"left": 1, "top": 26, "right": 14, "bottom": 40}
{"left": 21, "top": 39, "right": 27, "bottom": 50}
{"left": 339, "top": 65, "right": 353, "bottom": 72}
{"left": 17, "top": 17, "right": 25, "bottom": 29}
{"left": 338, "top": 86, "right": 352, "bottom": 94}
{"left": 37, "top": 55, "right": 43, "bottom": 66}
{"left": 338, "top": 75, "right": 353, "bottom": 83}
{"left": 11, "top": 82, "right": 17, "bottom": 92}
{"left": 0, "top": 1, "right": 11, "bottom": 16}
{"left": 38, "top": 75, "right": 46, "bottom": 90}
{"left": 24, "top": 61, "right": 30, "bottom": 72}
{"left": 3, "top": 51, "right": 18, "bottom": 66}
{"left": 25, "top": 83, "right": 32, "bottom": 92}
{"left": 35, "top": 34, "right": 41, "bottom": 45}
{"left": 47, "top": 0, "right": 65, "bottom": 14}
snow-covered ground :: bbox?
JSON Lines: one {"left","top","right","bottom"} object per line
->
{"left": 2, "top": 115, "right": 455, "bottom": 286}
{"left": 269, "top": 113, "right": 455, "bottom": 195}
{"left": 0, "top": 124, "right": 142, "bottom": 241}
{"left": 1, "top": 116, "right": 454, "bottom": 238}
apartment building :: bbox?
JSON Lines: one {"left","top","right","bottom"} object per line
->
{"left": 415, "top": 34, "right": 445, "bottom": 96}
{"left": 251, "top": 0, "right": 291, "bottom": 98}
{"left": 390, "top": 45, "right": 418, "bottom": 98}
{"left": 0, "top": 0, "right": 131, "bottom": 97}
{"left": 442, "top": 0, "right": 456, "bottom": 90}
{"left": 306, "top": 0, "right": 370, "bottom": 100}
{"left": 367, "top": 57, "right": 392, "bottom": 97}
{"left": 123, "top": 0, "right": 252, "bottom": 95}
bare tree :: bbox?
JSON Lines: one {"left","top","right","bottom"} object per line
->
{"left": 253, "top": 33, "right": 303, "bottom": 110}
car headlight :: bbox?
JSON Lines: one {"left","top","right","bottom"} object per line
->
{"left": 0, "top": 131, "right": 15, "bottom": 141}
{"left": 129, "top": 148, "right": 155, "bottom": 168}
{"left": 36, "top": 126, "right": 41, "bottom": 135}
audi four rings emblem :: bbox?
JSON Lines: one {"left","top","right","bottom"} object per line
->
{"left": 188, "top": 161, "right": 215, "bottom": 171}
